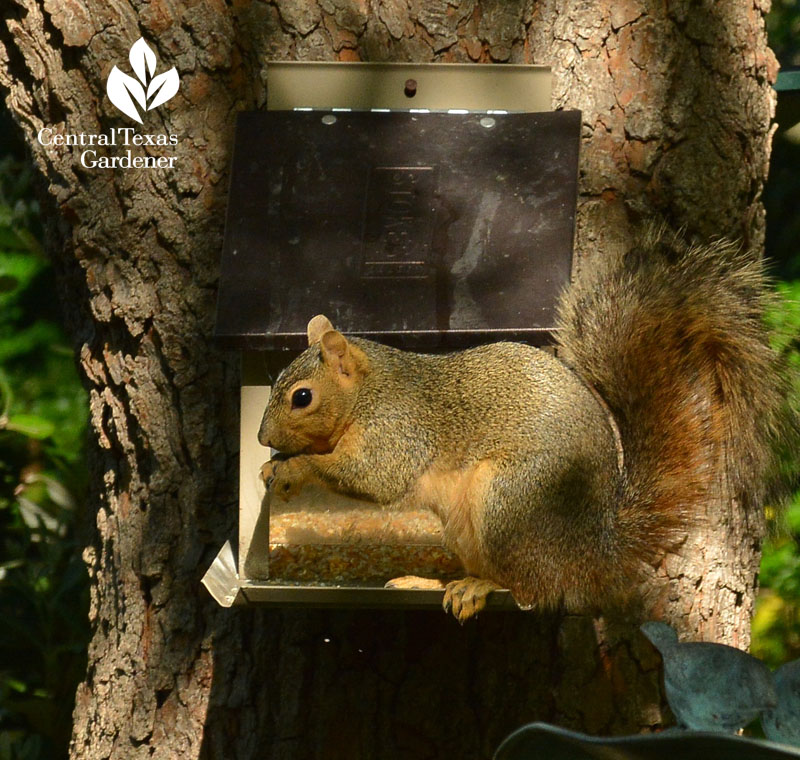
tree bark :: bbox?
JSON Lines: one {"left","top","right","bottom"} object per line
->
{"left": 0, "top": 1, "right": 777, "bottom": 758}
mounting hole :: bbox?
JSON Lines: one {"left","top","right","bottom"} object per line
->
{"left": 479, "top": 116, "right": 496, "bottom": 129}
{"left": 321, "top": 114, "right": 337, "bottom": 125}
{"left": 404, "top": 79, "right": 418, "bottom": 98}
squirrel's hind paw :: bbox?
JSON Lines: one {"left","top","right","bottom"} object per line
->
{"left": 443, "top": 577, "right": 500, "bottom": 624}
{"left": 385, "top": 576, "right": 446, "bottom": 590}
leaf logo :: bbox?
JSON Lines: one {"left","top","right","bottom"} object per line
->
{"left": 106, "top": 38, "right": 179, "bottom": 124}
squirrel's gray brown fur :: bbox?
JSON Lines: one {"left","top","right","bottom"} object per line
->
{"left": 259, "top": 225, "right": 785, "bottom": 622}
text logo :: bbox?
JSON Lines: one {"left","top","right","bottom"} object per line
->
{"left": 106, "top": 38, "right": 179, "bottom": 124}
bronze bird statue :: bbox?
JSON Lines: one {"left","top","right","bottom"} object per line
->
{"left": 641, "top": 621, "right": 776, "bottom": 733}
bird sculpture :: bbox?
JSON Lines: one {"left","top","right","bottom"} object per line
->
{"left": 763, "top": 659, "right": 800, "bottom": 746}
{"left": 640, "top": 621, "right": 777, "bottom": 733}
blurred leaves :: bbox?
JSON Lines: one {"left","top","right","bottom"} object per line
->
{"left": 752, "top": 3, "right": 800, "bottom": 670}
{"left": 754, "top": 282, "right": 800, "bottom": 669}
{"left": 767, "top": 0, "right": 800, "bottom": 68}
{"left": 0, "top": 146, "right": 89, "bottom": 760}
{"left": 753, "top": 498, "right": 800, "bottom": 668}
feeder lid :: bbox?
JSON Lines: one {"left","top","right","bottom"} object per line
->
{"left": 215, "top": 108, "right": 581, "bottom": 351}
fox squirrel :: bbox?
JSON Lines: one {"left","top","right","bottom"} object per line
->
{"left": 258, "top": 225, "right": 785, "bottom": 623}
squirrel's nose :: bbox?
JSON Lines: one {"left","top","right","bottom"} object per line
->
{"left": 257, "top": 426, "right": 271, "bottom": 448}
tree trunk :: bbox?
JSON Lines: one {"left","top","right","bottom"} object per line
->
{"left": 0, "top": 1, "right": 777, "bottom": 758}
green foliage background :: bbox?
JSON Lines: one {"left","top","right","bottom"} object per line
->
{"left": 768, "top": 0, "right": 800, "bottom": 68}
{"left": 751, "top": 0, "right": 800, "bottom": 670}
{"left": 753, "top": 279, "right": 800, "bottom": 668}
{"left": 0, "top": 7, "right": 797, "bottom": 758}
{"left": 0, "top": 126, "right": 89, "bottom": 759}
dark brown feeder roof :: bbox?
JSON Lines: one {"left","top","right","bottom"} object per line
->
{"left": 215, "top": 108, "right": 581, "bottom": 351}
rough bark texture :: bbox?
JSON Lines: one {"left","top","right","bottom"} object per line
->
{"left": 0, "top": 1, "right": 777, "bottom": 758}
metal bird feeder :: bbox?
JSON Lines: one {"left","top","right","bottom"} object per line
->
{"left": 203, "top": 62, "right": 581, "bottom": 608}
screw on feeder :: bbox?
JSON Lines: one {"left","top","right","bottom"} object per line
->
{"left": 321, "top": 114, "right": 337, "bottom": 125}
{"left": 404, "top": 78, "right": 417, "bottom": 98}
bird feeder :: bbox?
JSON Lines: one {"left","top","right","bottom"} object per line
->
{"left": 203, "top": 62, "right": 581, "bottom": 608}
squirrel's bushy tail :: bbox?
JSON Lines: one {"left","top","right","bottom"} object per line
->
{"left": 556, "top": 224, "right": 786, "bottom": 562}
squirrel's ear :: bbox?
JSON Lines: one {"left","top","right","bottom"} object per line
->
{"left": 307, "top": 314, "right": 335, "bottom": 346}
{"left": 320, "top": 330, "right": 361, "bottom": 379}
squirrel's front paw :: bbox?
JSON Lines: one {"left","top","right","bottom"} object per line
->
{"left": 260, "top": 458, "right": 303, "bottom": 501}
{"left": 260, "top": 460, "right": 277, "bottom": 487}
{"left": 443, "top": 577, "right": 500, "bottom": 624}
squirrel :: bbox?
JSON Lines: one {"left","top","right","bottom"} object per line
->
{"left": 258, "top": 225, "right": 786, "bottom": 623}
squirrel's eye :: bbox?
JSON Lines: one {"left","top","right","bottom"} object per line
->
{"left": 291, "top": 388, "right": 313, "bottom": 409}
